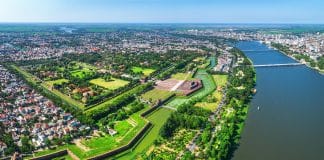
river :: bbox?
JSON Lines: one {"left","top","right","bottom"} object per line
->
{"left": 232, "top": 41, "right": 324, "bottom": 160}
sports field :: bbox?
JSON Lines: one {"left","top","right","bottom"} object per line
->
{"left": 90, "top": 78, "right": 129, "bottom": 90}
{"left": 131, "top": 67, "right": 155, "bottom": 76}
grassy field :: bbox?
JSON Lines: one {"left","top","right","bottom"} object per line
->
{"left": 212, "top": 74, "right": 228, "bottom": 87}
{"left": 195, "top": 74, "right": 228, "bottom": 111}
{"left": 171, "top": 72, "right": 194, "bottom": 80}
{"left": 81, "top": 121, "right": 132, "bottom": 149}
{"left": 78, "top": 121, "right": 133, "bottom": 157}
{"left": 46, "top": 79, "right": 69, "bottom": 86}
{"left": 193, "top": 57, "right": 205, "bottom": 62}
{"left": 90, "top": 78, "right": 129, "bottom": 90}
{"left": 198, "top": 57, "right": 211, "bottom": 69}
{"left": 131, "top": 67, "right": 155, "bottom": 76}
{"left": 167, "top": 69, "right": 216, "bottom": 109}
{"left": 115, "top": 107, "right": 173, "bottom": 160}
{"left": 195, "top": 101, "right": 218, "bottom": 111}
{"left": 69, "top": 61, "right": 97, "bottom": 79}
{"left": 141, "top": 89, "right": 174, "bottom": 104}
{"left": 70, "top": 68, "right": 95, "bottom": 79}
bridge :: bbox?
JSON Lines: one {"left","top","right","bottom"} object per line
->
{"left": 241, "top": 50, "right": 272, "bottom": 52}
{"left": 253, "top": 63, "right": 304, "bottom": 67}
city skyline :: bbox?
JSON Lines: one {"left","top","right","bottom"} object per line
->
{"left": 0, "top": 0, "right": 324, "bottom": 23}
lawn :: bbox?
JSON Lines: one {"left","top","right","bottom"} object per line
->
{"left": 171, "top": 72, "right": 194, "bottom": 80}
{"left": 70, "top": 68, "right": 95, "bottom": 79}
{"left": 69, "top": 61, "right": 97, "bottom": 79}
{"left": 114, "top": 120, "right": 133, "bottom": 136}
{"left": 116, "top": 107, "right": 173, "bottom": 160}
{"left": 131, "top": 67, "right": 155, "bottom": 76}
{"left": 81, "top": 120, "right": 133, "bottom": 150}
{"left": 141, "top": 89, "right": 174, "bottom": 104}
{"left": 90, "top": 78, "right": 129, "bottom": 90}
{"left": 213, "top": 74, "right": 228, "bottom": 87}
{"left": 195, "top": 101, "right": 218, "bottom": 111}
{"left": 46, "top": 78, "right": 69, "bottom": 86}
{"left": 193, "top": 57, "right": 205, "bottom": 62}
{"left": 199, "top": 57, "right": 211, "bottom": 69}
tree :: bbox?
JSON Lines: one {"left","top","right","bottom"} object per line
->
{"left": 44, "top": 139, "right": 51, "bottom": 148}
{"left": 201, "top": 128, "right": 211, "bottom": 144}
{"left": 318, "top": 56, "right": 324, "bottom": 70}
{"left": 20, "top": 136, "right": 34, "bottom": 153}
{"left": 63, "top": 135, "right": 72, "bottom": 144}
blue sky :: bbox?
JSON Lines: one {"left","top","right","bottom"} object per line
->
{"left": 0, "top": 0, "right": 323, "bottom": 23}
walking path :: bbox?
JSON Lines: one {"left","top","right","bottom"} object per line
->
{"left": 170, "top": 80, "right": 185, "bottom": 91}
{"left": 162, "top": 105, "right": 177, "bottom": 111}
{"left": 170, "top": 72, "right": 192, "bottom": 91}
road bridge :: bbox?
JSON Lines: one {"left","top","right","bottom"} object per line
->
{"left": 253, "top": 63, "right": 303, "bottom": 67}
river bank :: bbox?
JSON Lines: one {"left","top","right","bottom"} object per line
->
{"left": 262, "top": 41, "right": 324, "bottom": 74}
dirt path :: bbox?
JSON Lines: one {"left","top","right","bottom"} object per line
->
{"left": 73, "top": 139, "right": 91, "bottom": 151}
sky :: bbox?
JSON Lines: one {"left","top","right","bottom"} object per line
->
{"left": 0, "top": 0, "right": 323, "bottom": 23}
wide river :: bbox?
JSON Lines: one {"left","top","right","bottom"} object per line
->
{"left": 232, "top": 41, "right": 324, "bottom": 160}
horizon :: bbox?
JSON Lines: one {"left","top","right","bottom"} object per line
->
{"left": 1, "top": 22, "right": 324, "bottom": 25}
{"left": 0, "top": 0, "right": 324, "bottom": 24}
